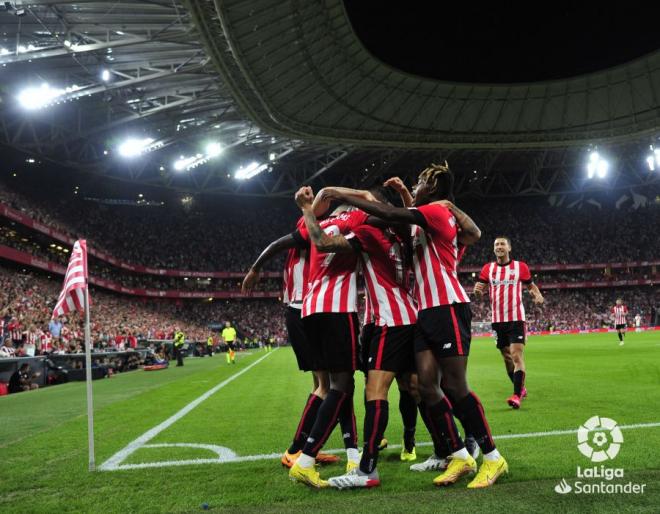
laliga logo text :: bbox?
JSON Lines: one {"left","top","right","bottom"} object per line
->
{"left": 554, "top": 416, "right": 646, "bottom": 495}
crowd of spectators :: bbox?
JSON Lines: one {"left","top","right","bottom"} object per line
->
{"left": 1, "top": 181, "right": 658, "bottom": 275}
{"left": 0, "top": 265, "right": 287, "bottom": 360}
{"left": 0, "top": 178, "right": 656, "bottom": 355}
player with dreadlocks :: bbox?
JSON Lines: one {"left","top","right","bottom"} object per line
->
{"left": 320, "top": 163, "right": 508, "bottom": 489}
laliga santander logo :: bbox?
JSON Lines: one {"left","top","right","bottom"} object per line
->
{"left": 577, "top": 416, "right": 624, "bottom": 462}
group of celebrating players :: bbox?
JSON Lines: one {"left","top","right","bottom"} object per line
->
{"left": 242, "top": 163, "right": 545, "bottom": 490}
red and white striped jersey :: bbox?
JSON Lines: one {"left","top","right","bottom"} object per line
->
{"left": 298, "top": 210, "right": 368, "bottom": 317}
{"left": 10, "top": 328, "right": 22, "bottom": 341}
{"left": 611, "top": 304, "right": 628, "bottom": 325}
{"left": 348, "top": 224, "right": 417, "bottom": 327}
{"left": 40, "top": 333, "right": 52, "bottom": 352}
{"left": 409, "top": 203, "right": 470, "bottom": 310}
{"left": 283, "top": 217, "right": 310, "bottom": 307}
{"left": 478, "top": 260, "right": 533, "bottom": 323}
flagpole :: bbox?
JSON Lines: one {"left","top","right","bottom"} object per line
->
{"left": 83, "top": 282, "right": 95, "bottom": 471}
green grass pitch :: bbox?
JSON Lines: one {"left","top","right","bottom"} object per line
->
{"left": 1, "top": 332, "right": 659, "bottom": 513}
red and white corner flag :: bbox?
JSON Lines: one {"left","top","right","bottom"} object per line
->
{"left": 52, "top": 239, "right": 96, "bottom": 471}
{"left": 52, "top": 239, "right": 88, "bottom": 318}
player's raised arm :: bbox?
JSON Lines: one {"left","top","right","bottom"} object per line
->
{"left": 295, "top": 186, "right": 354, "bottom": 253}
{"left": 384, "top": 177, "right": 414, "bottom": 208}
{"left": 242, "top": 233, "right": 301, "bottom": 293}
{"left": 437, "top": 200, "right": 481, "bottom": 246}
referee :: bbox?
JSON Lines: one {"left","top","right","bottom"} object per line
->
{"left": 173, "top": 330, "right": 185, "bottom": 367}
{"left": 221, "top": 322, "right": 237, "bottom": 364}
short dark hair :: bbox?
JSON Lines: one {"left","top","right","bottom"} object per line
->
{"left": 495, "top": 235, "right": 511, "bottom": 245}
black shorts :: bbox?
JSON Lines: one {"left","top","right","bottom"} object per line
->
{"left": 615, "top": 324, "right": 627, "bottom": 330}
{"left": 286, "top": 306, "right": 317, "bottom": 371}
{"left": 492, "top": 321, "right": 526, "bottom": 349}
{"left": 415, "top": 303, "right": 472, "bottom": 358}
{"left": 361, "top": 323, "right": 415, "bottom": 374}
{"left": 226, "top": 342, "right": 236, "bottom": 351}
{"left": 302, "top": 312, "right": 359, "bottom": 372}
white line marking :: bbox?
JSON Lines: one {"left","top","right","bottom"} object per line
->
{"left": 102, "top": 420, "right": 660, "bottom": 471}
{"left": 98, "top": 350, "right": 277, "bottom": 471}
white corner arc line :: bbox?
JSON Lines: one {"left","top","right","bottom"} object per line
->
{"left": 103, "top": 420, "right": 660, "bottom": 471}
{"left": 99, "top": 350, "right": 277, "bottom": 471}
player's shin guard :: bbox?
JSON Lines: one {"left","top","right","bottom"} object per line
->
{"left": 425, "top": 398, "right": 465, "bottom": 453}
{"left": 359, "top": 400, "right": 389, "bottom": 474}
{"left": 338, "top": 388, "right": 358, "bottom": 450}
{"left": 302, "top": 389, "right": 347, "bottom": 458}
{"left": 513, "top": 371, "right": 525, "bottom": 397}
{"left": 454, "top": 392, "right": 496, "bottom": 455}
{"left": 289, "top": 394, "right": 323, "bottom": 454}
{"left": 399, "top": 389, "right": 417, "bottom": 452}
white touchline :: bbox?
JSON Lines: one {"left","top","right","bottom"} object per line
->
{"left": 102, "top": 418, "right": 660, "bottom": 471}
{"left": 99, "top": 350, "right": 277, "bottom": 471}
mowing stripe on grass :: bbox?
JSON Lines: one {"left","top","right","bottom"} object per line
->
{"left": 99, "top": 350, "right": 276, "bottom": 471}
{"left": 103, "top": 420, "right": 660, "bottom": 471}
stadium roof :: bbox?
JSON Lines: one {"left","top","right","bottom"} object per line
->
{"left": 191, "top": 0, "right": 660, "bottom": 149}
{"left": 0, "top": 1, "right": 658, "bottom": 198}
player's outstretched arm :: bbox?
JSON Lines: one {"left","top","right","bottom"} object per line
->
{"left": 321, "top": 187, "right": 418, "bottom": 224}
{"left": 296, "top": 186, "right": 354, "bottom": 253}
{"left": 242, "top": 233, "right": 299, "bottom": 293}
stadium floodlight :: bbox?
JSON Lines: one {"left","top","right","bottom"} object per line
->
{"left": 235, "top": 161, "right": 268, "bottom": 180}
{"left": 101, "top": 69, "right": 111, "bottom": 82}
{"left": 174, "top": 144, "right": 223, "bottom": 171}
{"left": 587, "top": 162, "right": 596, "bottom": 179}
{"left": 586, "top": 150, "right": 608, "bottom": 179}
{"left": 269, "top": 152, "right": 277, "bottom": 161}
{"left": 0, "top": 47, "right": 9, "bottom": 55}
{"left": 646, "top": 148, "right": 660, "bottom": 171}
{"left": 205, "top": 142, "right": 223, "bottom": 158}
{"left": 647, "top": 155, "right": 656, "bottom": 171}
{"left": 117, "top": 137, "right": 156, "bottom": 158}
{"left": 17, "top": 83, "right": 66, "bottom": 110}
{"left": 173, "top": 154, "right": 204, "bottom": 171}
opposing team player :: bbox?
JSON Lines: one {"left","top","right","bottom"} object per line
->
{"left": 474, "top": 236, "right": 544, "bottom": 409}
{"left": 323, "top": 163, "right": 508, "bottom": 489}
{"left": 611, "top": 298, "right": 628, "bottom": 346}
